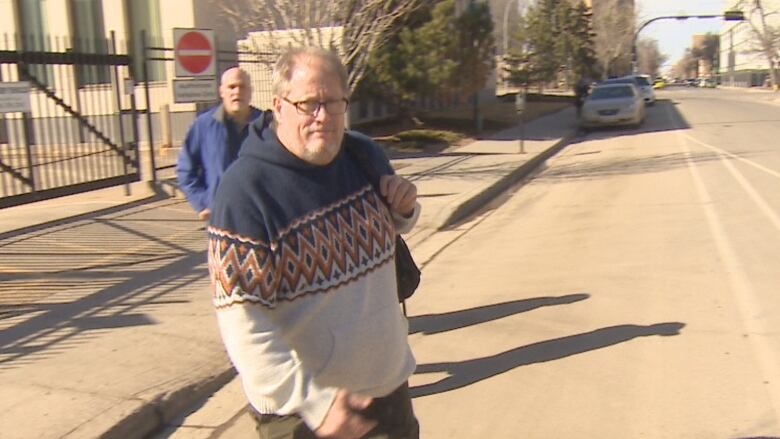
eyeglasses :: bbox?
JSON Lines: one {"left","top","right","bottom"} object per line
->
{"left": 281, "top": 97, "right": 349, "bottom": 116}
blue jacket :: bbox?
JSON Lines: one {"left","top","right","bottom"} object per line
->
{"left": 176, "top": 105, "right": 266, "bottom": 213}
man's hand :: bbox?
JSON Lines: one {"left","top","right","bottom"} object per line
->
{"left": 198, "top": 208, "right": 211, "bottom": 221}
{"left": 315, "top": 390, "right": 376, "bottom": 439}
{"left": 379, "top": 175, "right": 417, "bottom": 217}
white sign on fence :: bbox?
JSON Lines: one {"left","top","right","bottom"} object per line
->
{"left": 173, "top": 78, "right": 217, "bottom": 103}
{"left": 515, "top": 92, "right": 526, "bottom": 113}
{"left": 124, "top": 78, "right": 135, "bottom": 96}
{"left": 0, "top": 82, "right": 32, "bottom": 113}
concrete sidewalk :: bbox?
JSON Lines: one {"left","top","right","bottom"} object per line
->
{"left": 0, "top": 106, "right": 577, "bottom": 439}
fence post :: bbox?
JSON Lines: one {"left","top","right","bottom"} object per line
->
{"left": 160, "top": 103, "right": 171, "bottom": 148}
{"left": 110, "top": 31, "right": 131, "bottom": 196}
{"left": 141, "top": 30, "right": 157, "bottom": 185}
{"left": 15, "top": 35, "right": 37, "bottom": 194}
{"left": 128, "top": 77, "right": 141, "bottom": 173}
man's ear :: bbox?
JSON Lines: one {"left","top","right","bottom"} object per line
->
{"left": 271, "top": 95, "right": 282, "bottom": 118}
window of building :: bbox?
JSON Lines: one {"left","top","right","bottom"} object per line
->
{"left": 17, "top": 0, "right": 52, "bottom": 86}
{"left": 70, "top": 0, "right": 110, "bottom": 86}
{"left": 126, "top": 0, "right": 165, "bottom": 82}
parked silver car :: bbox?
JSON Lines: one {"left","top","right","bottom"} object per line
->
{"left": 580, "top": 83, "right": 645, "bottom": 130}
{"left": 601, "top": 75, "right": 656, "bottom": 106}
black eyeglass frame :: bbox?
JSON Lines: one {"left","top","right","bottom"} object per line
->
{"left": 281, "top": 96, "right": 350, "bottom": 116}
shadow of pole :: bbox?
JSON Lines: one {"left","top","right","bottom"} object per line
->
{"left": 409, "top": 293, "right": 590, "bottom": 336}
{"left": 411, "top": 322, "right": 685, "bottom": 398}
{"left": 0, "top": 249, "right": 207, "bottom": 368}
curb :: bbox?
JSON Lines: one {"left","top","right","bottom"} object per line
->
{"left": 101, "top": 367, "right": 237, "bottom": 439}
{"left": 436, "top": 130, "right": 576, "bottom": 230}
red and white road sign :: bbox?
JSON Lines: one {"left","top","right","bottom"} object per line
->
{"left": 174, "top": 28, "right": 216, "bottom": 77}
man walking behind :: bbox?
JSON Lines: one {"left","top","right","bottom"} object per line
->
{"left": 207, "top": 47, "right": 421, "bottom": 438}
{"left": 574, "top": 76, "right": 590, "bottom": 117}
{"left": 176, "top": 67, "right": 265, "bottom": 221}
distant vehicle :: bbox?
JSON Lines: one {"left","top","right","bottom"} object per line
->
{"left": 686, "top": 78, "right": 699, "bottom": 87}
{"left": 653, "top": 78, "right": 666, "bottom": 89}
{"left": 601, "top": 75, "right": 656, "bottom": 106}
{"left": 580, "top": 83, "right": 645, "bottom": 130}
{"left": 699, "top": 78, "right": 717, "bottom": 88}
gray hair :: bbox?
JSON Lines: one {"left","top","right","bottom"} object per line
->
{"left": 271, "top": 46, "right": 349, "bottom": 97}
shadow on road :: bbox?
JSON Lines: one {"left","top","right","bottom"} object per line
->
{"left": 409, "top": 293, "right": 589, "bottom": 336}
{"left": 411, "top": 321, "right": 685, "bottom": 398}
{"left": 534, "top": 149, "right": 734, "bottom": 182}
{"left": 0, "top": 197, "right": 208, "bottom": 370}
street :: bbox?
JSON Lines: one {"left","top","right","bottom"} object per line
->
{"left": 408, "top": 87, "right": 780, "bottom": 437}
{"left": 162, "top": 87, "right": 780, "bottom": 438}
{"left": 3, "top": 86, "right": 779, "bottom": 439}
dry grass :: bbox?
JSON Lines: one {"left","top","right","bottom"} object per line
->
{"left": 423, "top": 97, "right": 570, "bottom": 126}
{"left": 355, "top": 94, "right": 572, "bottom": 154}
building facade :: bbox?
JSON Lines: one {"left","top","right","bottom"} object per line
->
{"left": 0, "top": 0, "right": 245, "bottom": 150}
{"left": 692, "top": 34, "right": 715, "bottom": 79}
{"left": 719, "top": 0, "right": 780, "bottom": 87}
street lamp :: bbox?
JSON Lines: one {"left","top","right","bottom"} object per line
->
{"left": 631, "top": 10, "right": 745, "bottom": 74}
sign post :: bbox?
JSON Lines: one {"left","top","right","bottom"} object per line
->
{"left": 173, "top": 28, "right": 217, "bottom": 104}
{"left": 515, "top": 91, "right": 527, "bottom": 154}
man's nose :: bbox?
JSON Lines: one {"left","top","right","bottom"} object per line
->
{"left": 312, "top": 104, "right": 329, "bottom": 121}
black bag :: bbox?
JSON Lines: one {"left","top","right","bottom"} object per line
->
{"left": 344, "top": 137, "right": 421, "bottom": 303}
{"left": 392, "top": 235, "right": 422, "bottom": 301}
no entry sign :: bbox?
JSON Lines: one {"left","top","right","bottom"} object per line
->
{"left": 174, "top": 28, "right": 216, "bottom": 77}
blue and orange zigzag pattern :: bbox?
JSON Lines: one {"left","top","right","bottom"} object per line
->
{"left": 208, "top": 187, "right": 396, "bottom": 308}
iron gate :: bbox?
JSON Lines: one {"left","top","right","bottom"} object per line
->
{"left": 0, "top": 32, "right": 139, "bottom": 209}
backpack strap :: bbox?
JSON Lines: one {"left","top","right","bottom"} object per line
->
{"left": 343, "top": 134, "right": 410, "bottom": 315}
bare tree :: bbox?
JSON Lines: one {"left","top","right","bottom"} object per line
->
{"left": 637, "top": 38, "right": 668, "bottom": 78}
{"left": 739, "top": 0, "right": 780, "bottom": 89}
{"left": 672, "top": 49, "right": 699, "bottom": 79}
{"left": 214, "top": 0, "right": 422, "bottom": 94}
{"left": 591, "top": 0, "right": 636, "bottom": 78}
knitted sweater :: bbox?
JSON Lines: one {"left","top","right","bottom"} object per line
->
{"left": 207, "top": 120, "right": 419, "bottom": 429}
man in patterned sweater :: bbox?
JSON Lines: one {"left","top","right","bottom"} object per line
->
{"left": 207, "top": 46, "right": 421, "bottom": 438}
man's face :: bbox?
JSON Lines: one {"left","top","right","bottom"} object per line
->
{"left": 272, "top": 57, "right": 347, "bottom": 166}
{"left": 219, "top": 69, "right": 251, "bottom": 117}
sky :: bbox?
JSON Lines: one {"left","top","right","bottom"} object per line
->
{"left": 635, "top": 0, "right": 729, "bottom": 71}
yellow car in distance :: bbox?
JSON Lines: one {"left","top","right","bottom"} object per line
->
{"left": 653, "top": 78, "right": 666, "bottom": 89}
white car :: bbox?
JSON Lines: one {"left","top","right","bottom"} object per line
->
{"left": 601, "top": 75, "right": 656, "bottom": 106}
{"left": 580, "top": 83, "right": 645, "bottom": 130}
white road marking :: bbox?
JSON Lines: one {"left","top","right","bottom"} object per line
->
{"left": 682, "top": 134, "right": 780, "bottom": 233}
{"left": 666, "top": 105, "right": 780, "bottom": 425}
{"left": 683, "top": 133, "right": 780, "bottom": 180}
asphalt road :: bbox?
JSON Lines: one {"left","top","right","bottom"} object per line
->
{"left": 406, "top": 87, "right": 780, "bottom": 438}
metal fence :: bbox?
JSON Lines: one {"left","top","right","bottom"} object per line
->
{"left": 0, "top": 32, "right": 139, "bottom": 208}
{"left": 0, "top": 29, "right": 457, "bottom": 208}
